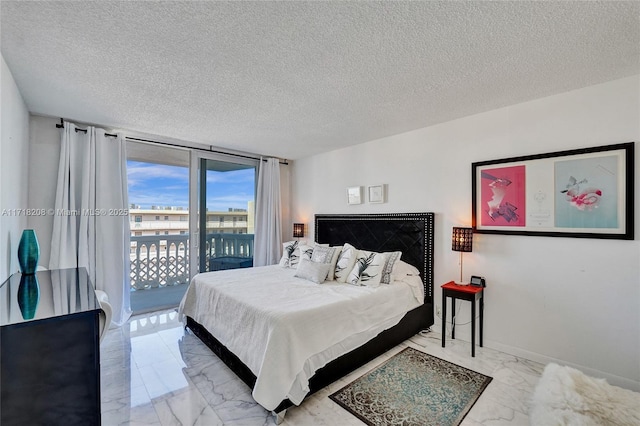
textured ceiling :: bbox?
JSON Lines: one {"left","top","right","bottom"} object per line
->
{"left": 1, "top": 1, "right": 639, "bottom": 159}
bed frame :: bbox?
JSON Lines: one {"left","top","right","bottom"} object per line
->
{"left": 185, "top": 212, "right": 435, "bottom": 420}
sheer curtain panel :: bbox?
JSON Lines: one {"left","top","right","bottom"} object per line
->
{"left": 253, "top": 158, "right": 282, "bottom": 266}
{"left": 49, "top": 122, "right": 131, "bottom": 326}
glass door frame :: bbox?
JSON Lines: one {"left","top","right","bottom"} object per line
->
{"left": 188, "top": 151, "right": 259, "bottom": 280}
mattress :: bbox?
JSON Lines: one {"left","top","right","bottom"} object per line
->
{"left": 178, "top": 264, "right": 423, "bottom": 410}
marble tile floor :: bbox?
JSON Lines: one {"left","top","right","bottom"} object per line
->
{"left": 100, "top": 309, "right": 544, "bottom": 425}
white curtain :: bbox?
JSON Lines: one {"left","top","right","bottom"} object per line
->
{"left": 253, "top": 157, "right": 282, "bottom": 266}
{"left": 50, "top": 122, "right": 131, "bottom": 326}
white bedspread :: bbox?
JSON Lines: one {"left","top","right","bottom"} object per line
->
{"left": 178, "top": 265, "right": 422, "bottom": 411}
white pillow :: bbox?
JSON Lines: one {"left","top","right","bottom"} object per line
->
{"left": 294, "top": 258, "right": 331, "bottom": 284}
{"left": 391, "top": 259, "right": 420, "bottom": 279}
{"left": 298, "top": 243, "right": 314, "bottom": 263}
{"left": 310, "top": 244, "right": 333, "bottom": 262}
{"left": 326, "top": 247, "right": 342, "bottom": 281}
{"left": 346, "top": 250, "right": 386, "bottom": 288}
{"left": 334, "top": 243, "right": 358, "bottom": 283}
{"left": 279, "top": 240, "right": 304, "bottom": 268}
{"left": 380, "top": 251, "right": 402, "bottom": 284}
{"left": 310, "top": 244, "right": 341, "bottom": 280}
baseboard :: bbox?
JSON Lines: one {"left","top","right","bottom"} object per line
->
{"left": 483, "top": 339, "right": 640, "bottom": 393}
{"left": 432, "top": 316, "right": 640, "bottom": 393}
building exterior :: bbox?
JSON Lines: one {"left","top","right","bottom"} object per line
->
{"left": 129, "top": 205, "right": 255, "bottom": 237}
{"left": 129, "top": 206, "right": 189, "bottom": 237}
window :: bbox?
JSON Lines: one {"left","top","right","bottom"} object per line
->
{"left": 164, "top": 216, "right": 169, "bottom": 221}
{"left": 155, "top": 215, "right": 160, "bottom": 220}
{"left": 135, "top": 215, "right": 142, "bottom": 223}
{"left": 164, "top": 231, "right": 169, "bottom": 235}
{"left": 155, "top": 231, "right": 160, "bottom": 235}
{"left": 198, "top": 157, "right": 256, "bottom": 273}
{"left": 134, "top": 231, "right": 142, "bottom": 236}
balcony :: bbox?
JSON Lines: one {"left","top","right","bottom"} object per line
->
{"left": 129, "top": 233, "right": 253, "bottom": 313}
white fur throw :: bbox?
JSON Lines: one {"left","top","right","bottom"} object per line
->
{"left": 530, "top": 363, "right": 640, "bottom": 426}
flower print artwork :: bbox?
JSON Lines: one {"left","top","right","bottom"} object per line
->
{"left": 560, "top": 176, "right": 602, "bottom": 211}
{"left": 555, "top": 156, "right": 618, "bottom": 229}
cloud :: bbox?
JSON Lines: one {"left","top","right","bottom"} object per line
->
{"left": 126, "top": 160, "right": 254, "bottom": 211}
{"left": 127, "top": 161, "right": 189, "bottom": 188}
{"left": 206, "top": 169, "right": 255, "bottom": 185}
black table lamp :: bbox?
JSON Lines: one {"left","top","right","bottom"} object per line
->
{"left": 293, "top": 223, "right": 305, "bottom": 239}
{"left": 452, "top": 227, "right": 473, "bottom": 285}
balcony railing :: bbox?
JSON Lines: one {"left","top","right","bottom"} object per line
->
{"left": 130, "top": 233, "right": 253, "bottom": 290}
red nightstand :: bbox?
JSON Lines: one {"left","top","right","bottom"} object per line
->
{"left": 441, "top": 281, "right": 484, "bottom": 357}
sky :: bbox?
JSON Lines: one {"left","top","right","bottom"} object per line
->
{"left": 127, "top": 161, "right": 255, "bottom": 212}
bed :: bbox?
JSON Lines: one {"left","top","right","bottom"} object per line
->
{"left": 180, "top": 212, "right": 434, "bottom": 422}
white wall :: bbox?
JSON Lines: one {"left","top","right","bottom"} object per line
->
{"left": 0, "top": 54, "right": 30, "bottom": 281}
{"left": 26, "top": 115, "right": 61, "bottom": 268}
{"left": 291, "top": 75, "right": 640, "bottom": 390}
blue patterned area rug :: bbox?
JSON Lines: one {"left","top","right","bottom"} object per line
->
{"left": 329, "top": 347, "right": 492, "bottom": 426}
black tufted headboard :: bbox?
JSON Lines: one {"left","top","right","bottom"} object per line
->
{"left": 315, "top": 213, "right": 434, "bottom": 304}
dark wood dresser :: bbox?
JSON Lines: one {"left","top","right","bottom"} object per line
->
{"left": 0, "top": 267, "right": 101, "bottom": 425}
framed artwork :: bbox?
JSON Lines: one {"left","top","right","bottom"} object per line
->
{"left": 472, "top": 142, "right": 634, "bottom": 239}
{"left": 347, "top": 186, "right": 363, "bottom": 205}
{"left": 368, "top": 184, "right": 385, "bottom": 203}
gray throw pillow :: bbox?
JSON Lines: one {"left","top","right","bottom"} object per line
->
{"left": 294, "top": 258, "right": 331, "bottom": 284}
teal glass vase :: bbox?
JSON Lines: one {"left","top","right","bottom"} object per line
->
{"left": 18, "top": 274, "right": 40, "bottom": 320}
{"left": 18, "top": 229, "right": 40, "bottom": 274}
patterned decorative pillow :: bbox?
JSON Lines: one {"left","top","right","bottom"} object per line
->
{"left": 298, "top": 243, "right": 315, "bottom": 264}
{"left": 310, "top": 244, "right": 332, "bottom": 263}
{"left": 279, "top": 240, "right": 304, "bottom": 268}
{"left": 346, "top": 250, "right": 386, "bottom": 288}
{"left": 380, "top": 251, "right": 402, "bottom": 284}
{"left": 294, "top": 258, "right": 331, "bottom": 284}
{"left": 334, "top": 243, "right": 358, "bottom": 283}
{"left": 327, "top": 246, "right": 342, "bottom": 281}
{"left": 311, "top": 244, "right": 341, "bottom": 281}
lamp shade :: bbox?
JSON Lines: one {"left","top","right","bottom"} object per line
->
{"left": 293, "top": 223, "right": 305, "bottom": 238}
{"left": 452, "top": 227, "right": 473, "bottom": 252}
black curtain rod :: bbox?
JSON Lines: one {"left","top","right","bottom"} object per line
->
{"left": 55, "top": 119, "right": 288, "bottom": 165}
{"left": 56, "top": 120, "right": 118, "bottom": 137}
{"left": 126, "top": 136, "right": 288, "bottom": 165}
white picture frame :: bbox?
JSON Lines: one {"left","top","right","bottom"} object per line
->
{"left": 347, "top": 186, "right": 363, "bottom": 205}
{"left": 368, "top": 184, "right": 385, "bottom": 203}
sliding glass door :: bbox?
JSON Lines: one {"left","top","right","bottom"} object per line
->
{"left": 126, "top": 143, "right": 258, "bottom": 312}
{"left": 189, "top": 153, "right": 258, "bottom": 276}
{"left": 126, "top": 142, "right": 191, "bottom": 314}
